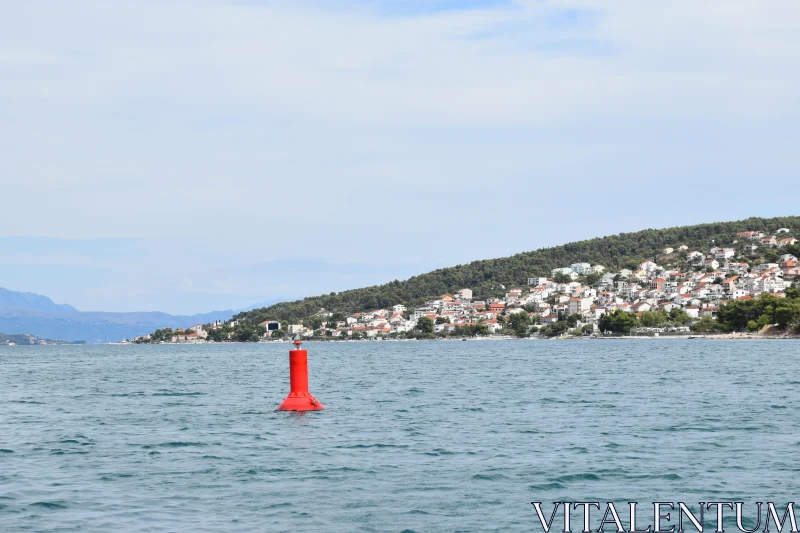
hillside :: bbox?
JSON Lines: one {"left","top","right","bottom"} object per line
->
{"left": 0, "top": 288, "right": 77, "bottom": 313}
{"left": 235, "top": 216, "right": 800, "bottom": 324}
{"left": 0, "top": 332, "right": 71, "bottom": 345}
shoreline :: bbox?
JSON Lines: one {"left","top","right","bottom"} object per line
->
{"left": 122, "top": 333, "right": 800, "bottom": 345}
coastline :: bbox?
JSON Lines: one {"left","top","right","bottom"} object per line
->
{"left": 179, "top": 333, "right": 799, "bottom": 344}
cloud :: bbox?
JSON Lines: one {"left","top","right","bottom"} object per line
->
{"left": 0, "top": 0, "right": 798, "bottom": 311}
{"left": 0, "top": 236, "right": 439, "bottom": 313}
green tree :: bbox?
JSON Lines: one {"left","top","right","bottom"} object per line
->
{"left": 668, "top": 308, "right": 692, "bottom": 324}
{"left": 435, "top": 316, "right": 450, "bottom": 324}
{"left": 509, "top": 312, "right": 531, "bottom": 337}
{"left": 150, "top": 328, "right": 174, "bottom": 342}
{"left": 598, "top": 310, "right": 638, "bottom": 333}
{"left": 640, "top": 310, "right": 668, "bottom": 327}
{"left": 785, "top": 286, "right": 800, "bottom": 300}
{"left": 234, "top": 324, "right": 262, "bottom": 342}
{"left": 771, "top": 299, "right": 800, "bottom": 330}
{"left": 543, "top": 320, "right": 569, "bottom": 337}
{"left": 553, "top": 271, "right": 572, "bottom": 284}
{"left": 691, "top": 316, "right": 721, "bottom": 333}
{"left": 308, "top": 316, "right": 323, "bottom": 331}
{"left": 747, "top": 319, "right": 765, "bottom": 332}
{"left": 585, "top": 272, "right": 602, "bottom": 286}
{"left": 416, "top": 316, "right": 434, "bottom": 335}
{"left": 762, "top": 249, "right": 780, "bottom": 263}
{"left": 784, "top": 243, "right": 800, "bottom": 258}
{"left": 207, "top": 327, "right": 230, "bottom": 342}
{"left": 716, "top": 294, "right": 786, "bottom": 331}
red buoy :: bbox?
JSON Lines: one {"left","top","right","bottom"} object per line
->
{"left": 277, "top": 339, "right": 325, "bottom": 411}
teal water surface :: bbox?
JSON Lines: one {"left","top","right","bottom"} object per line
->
{"left": 1, "top": 340, "right": 799, "bottom": 532}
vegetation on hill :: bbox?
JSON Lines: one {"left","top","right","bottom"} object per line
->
{"left": 692, "top": 288, "right": 800, "bottom": 334}
{"left": 234, "top": 216, "right": 800, "bottom": 325}
{"left": 0, "top": 332, "right": 73, "bottom": 345}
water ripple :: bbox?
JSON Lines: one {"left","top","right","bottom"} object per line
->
{"left": 1, "top": 340, "right": 798, "bottom": 531}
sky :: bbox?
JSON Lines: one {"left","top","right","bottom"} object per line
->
{"left": 1, "top": 0, "right": 799, "bottom": 314}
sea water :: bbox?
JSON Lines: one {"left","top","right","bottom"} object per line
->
{"left": 1, "top": 340, "right": 799, "bottom": 532}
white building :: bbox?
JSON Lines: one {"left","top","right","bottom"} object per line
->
{"left": 412, "top": 307, "right": 435, "bottom": 319}
{"left": 570, "top": 263, "right": 591, "bottom": 275}
{"left": 568, "top": 297, "right": 592, "bottom": 316}
{"left": 754, "top": 263, "right": 779, "bottom": 273}
{"left": 639, "top": 261, "right": 660, "bottom": 273}
{"left": 715, "top": 248, "right": 736, "bottom": 260}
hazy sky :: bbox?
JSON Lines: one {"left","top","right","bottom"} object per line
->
{"left": 2, "top": 0, "right": 799, "bottom": 314}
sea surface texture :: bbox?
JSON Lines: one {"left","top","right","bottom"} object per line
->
{"left": 1, "top": 340, "right": 798, "bottom": 532}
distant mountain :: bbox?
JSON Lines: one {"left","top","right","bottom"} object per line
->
{"left": 0, "top": 288, "right": 78, "bottom": 313}
{"left": 0, "top": 288, "right": 238, "bottom": 343}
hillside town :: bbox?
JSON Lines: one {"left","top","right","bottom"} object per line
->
{"left": 135, "top": 229, "right": 799, "bottom": 343}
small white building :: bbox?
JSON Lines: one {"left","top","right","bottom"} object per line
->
{"left": 570, "top": 263, "right": 592, "bottom": 275}
{"left": 754, "top": 263, "right": 779, "bottom": 273}
{"left": 715, "top": 248, "right": 736, "bottom": 260}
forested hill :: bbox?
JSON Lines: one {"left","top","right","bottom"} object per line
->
{"left": 234, "top": 216, "right": 800, "bottom": 324}
{"left": 0, "top": 332, "right": 71, "bottom": 345}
